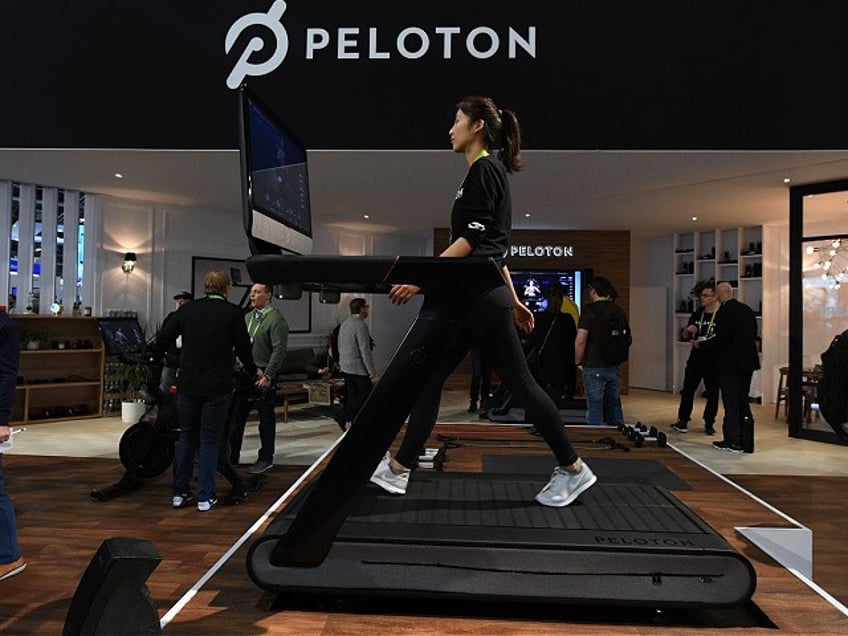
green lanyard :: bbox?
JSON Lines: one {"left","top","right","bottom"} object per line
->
{"left": 207, "top": 294, "right": 225, "bottom": 300}
{"left": 247, "top": 309, "right": 267, "bottom": 340}
{"left": 475, "top": 149, "right": 490, "bottom": 161}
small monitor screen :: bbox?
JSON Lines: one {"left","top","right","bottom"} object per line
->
{"left": 97, "top": 317, "right": 148, "bottom": 357}
{"left": 511, "top": 269, "right": 588, "bottom": 313}
{"left": 239, "top": 86, "right": 313, "bottom": 255}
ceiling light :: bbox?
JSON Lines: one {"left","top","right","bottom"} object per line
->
{"left": 363, "top": 214, "right": 370, "bottom": 219}
{"left": 783, "top": 177, "right": 791, "bottom": 184}
{"left": 524, "top": 213, "right": 531, "bottom": 218}
{"left": 691, "top": 216, "right": 698, "bottom": 221}
{"left": 114, "top": 172, "right": 124, "bottom": 179}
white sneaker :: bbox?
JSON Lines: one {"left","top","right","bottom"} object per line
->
{"left": 172, "top": 492, "right": 194, "bottom": 509}
{"left": 369, "top": 452, "right": 410, "bottom": 495}
{"left": 197, "top": 497, "right": 218, "bottom": 512}
{"left": 535, "top": 462, "right": 597, "bottom": 507}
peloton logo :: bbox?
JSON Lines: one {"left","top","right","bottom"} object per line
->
{"left": 225, "top": 0, "right": 538, "bottom": 89}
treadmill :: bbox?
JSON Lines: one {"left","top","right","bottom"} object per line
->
{"left": 243, "top": 254, "right": 756, "bottom": 607}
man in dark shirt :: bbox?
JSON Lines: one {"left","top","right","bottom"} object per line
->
{"left": 151, "top": 270, "right": 259, "bottom": 511}
{"left": 574, "top": 277, "right": 627, "bottom": 426}
{"left": 708, "top": 282, "right": 760, "bottom": 453}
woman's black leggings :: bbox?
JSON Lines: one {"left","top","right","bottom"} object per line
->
{"left": 395, "top": 285, "right": 579, "bottom": 469}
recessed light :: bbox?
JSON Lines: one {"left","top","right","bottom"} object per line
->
{"left": 691, "top": 216, "right": 698, "bottom": 221}
{"left": 524, "top": 213, "right": 531, "bottom": 218}
{"left": 114, "top": 173, "right": 124, "bottom": 179}
{"left": 363, "top": 214, "right": 370, "bottom": 219}
{"left": 783, "top": 177, "right": 791, "bottom": 184}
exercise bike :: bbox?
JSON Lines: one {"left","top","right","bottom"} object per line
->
{"left": 90, "top": 317, "right": 181, "bottom": 501}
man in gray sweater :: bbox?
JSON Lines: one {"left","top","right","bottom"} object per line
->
{"left": 336, "top": 297, "right": 375, "bottom": 431}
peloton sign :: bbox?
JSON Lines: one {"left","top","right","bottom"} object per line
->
{"left": 510, "top": 244, "right": 575, "bottom": 259}
{"left": 226, "top": 0, "right": 538, "bottom": 89}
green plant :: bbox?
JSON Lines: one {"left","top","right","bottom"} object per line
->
{"left": 22, "top": 330, "right": 50, "bottom": 349}
{"left": 115, "top": 362, "right": 151, "bottom": 400}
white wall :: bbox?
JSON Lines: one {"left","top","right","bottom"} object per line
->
{"left": 630, "top": 234, "right": 674, "bottom": 390}
{"left": 96, "top": 194, "right": 432, "bottom": 368}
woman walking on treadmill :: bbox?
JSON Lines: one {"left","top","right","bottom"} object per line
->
{"left": 370, "top": 95, "right": 596, "bottom": 507}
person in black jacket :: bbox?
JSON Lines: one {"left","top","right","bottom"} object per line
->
{"left": 708, "top": 281, "right": 760, "bottom": 453}
{"left": 671, "top": 279, "right": 720, "bottom": 435}
{"left": 151, "top": 270, "right": 259, "bottom": 511}
{"left": 532, "top": 286, "right": 577, "bottom": 406}
{"left": 0, "top": 309, "right": 26, "bottom": 581}
{"left": 369, "top": 95, "right": 595, "bottom": 508}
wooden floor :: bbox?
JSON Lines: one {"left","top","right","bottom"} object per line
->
{"left": 2, "top": 424, "right": 848, "bottom": 635}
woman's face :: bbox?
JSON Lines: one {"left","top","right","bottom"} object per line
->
{"left": 449, "top": 109, "right": 481, "bottom": 153}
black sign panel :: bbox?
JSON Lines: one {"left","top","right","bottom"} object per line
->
{"left": 2, "top": 1, "right": 847, "bottom": 150}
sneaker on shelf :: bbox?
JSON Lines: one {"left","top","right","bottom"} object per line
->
{"left": 197, "top": 498, "right": 218, "bottom": 512}
{"left": 671, "top": 421, "right": 689, "bottom": 433}
{"left": 0, "top": 557, "right": 27, "bottom": 582}
{"left": 248, "top": 459, "right": 273, "bottom": 474}
{"left": 705, "top": 423, "right": 716, "bottom": 436}
{"left": 712, "top": 440, "right": 730, "bottom": 451}
{"left": 369, "top": 452, "right": 410, "bottom": 495}
{"left": 535, "top": 462, "right": 598, "bottom": 508}
{"left": 172, "top": 492, "right": 194, "bottom": 509}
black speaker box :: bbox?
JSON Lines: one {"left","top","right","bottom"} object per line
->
{"left": 63, "top": 537, "right": 162, "bottom": 636}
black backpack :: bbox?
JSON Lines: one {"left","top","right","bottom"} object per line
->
{"left": 818, "top": 329, "right": 848, "bottom": 441}
{"left": 589, "top": 301, "right": 632, "bottom": 365}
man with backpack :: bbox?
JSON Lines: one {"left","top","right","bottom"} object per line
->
{"left": 574, "top": 277, "right": 631, "bottom": 426}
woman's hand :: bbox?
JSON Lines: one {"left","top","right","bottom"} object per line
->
{"left": 512, "top": 302, "right": 535, "bottom": 333}
{"left": 389, "top": 284, "right": 421, "bottom": 305}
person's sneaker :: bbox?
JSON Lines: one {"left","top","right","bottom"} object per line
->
{"left": 726, "top": 444, "right": 745, "bottom": 453}
{"left": 705, "top": 423, "right": 716, "bottom": 436}
{"left": 712, "top": 440, "right": 730, "bottom": 451}
{"left": 197, "top": 498, "right": 218, "bottom": 512}
{"left": 468, "top": 400, "right": 478, "bottom": 413}
{"left": 172, "top": 492, "right": 194, "bottom": 509}
{"left": 248, "top": 459, "right": 273, "bottom": 474}
{"left": 671, "top": 421, "right": 689, "bottom": 433}
{"left": 0, "top": 557, "right": 26, "bottom": 582}
{"left": 369, "top": 452, "right": 410, "bottom": 495}
{"left": 535, "top": 462, "right": 598, "bottom": 508}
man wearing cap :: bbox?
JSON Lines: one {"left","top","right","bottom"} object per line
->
{"left": 158, "top": 291, "right": 193, "bottom": 394}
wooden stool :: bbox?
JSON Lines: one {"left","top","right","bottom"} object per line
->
{"left": 775, "top": 366, "right": 789, "bottom": 419}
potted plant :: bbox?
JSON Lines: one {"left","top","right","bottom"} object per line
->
{"left": 22, "top": 330, "right": 49, "bottom": 350}
{"left": 116, "top": 362, "right": 151, "bottom": 423}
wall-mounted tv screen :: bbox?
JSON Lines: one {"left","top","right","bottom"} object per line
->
{"left": 238, "top": 85, "right": 313, "bottom": 256}
{"left": 510, "top": 269, "right": 591, "bottom": 314}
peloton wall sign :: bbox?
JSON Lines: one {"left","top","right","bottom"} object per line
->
{"left": 225, "top": 0, "right": 538, "bottom": 89}
{"left": 510, "top": 245, "right": 575, "bottom": 259}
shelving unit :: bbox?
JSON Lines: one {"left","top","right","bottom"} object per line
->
{"left": 10, "top": 315, "right": 104, "bottom": 425}
{"left": 671, "top": 227, "right": 763, "bottom": 394}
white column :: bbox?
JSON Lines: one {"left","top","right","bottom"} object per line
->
{"left": 40, "top": 188, "right": 58, "bottom": 311}
{"left": 17, "top": 184, "right": 36, "bottom": 312}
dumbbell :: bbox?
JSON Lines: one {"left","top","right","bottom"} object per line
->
{"left": 620, "top": 422, "right": 667, "bottom": 448}
{"left": 633, "top": 423, "right": 668, "bottom": 448}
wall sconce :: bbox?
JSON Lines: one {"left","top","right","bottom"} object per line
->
{"left": 122, "top": 252, "right": 137, "bottom": 274}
